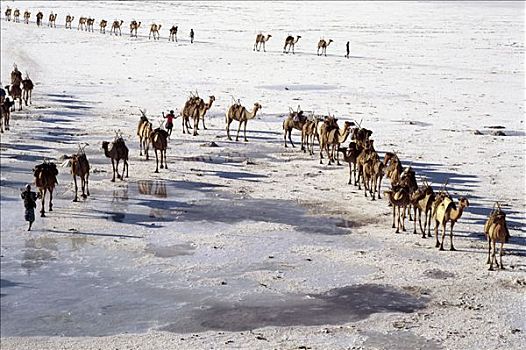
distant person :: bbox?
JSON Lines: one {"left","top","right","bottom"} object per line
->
{"left": 163, "top": 110, "right": 175, "bottom": 136}
{"left": 346, "top": 41, "right": 350, "bottom": 58}
{"left": 21, "top": 184, "right": 38, "bottom": 231}
{"left": 190, "top": 29, "right": 194, "bottom": 43}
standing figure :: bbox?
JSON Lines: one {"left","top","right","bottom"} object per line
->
{"left": 190, "top": 28, "right": 194, "bottom": 43}
{"left": 346, "top": 41, "right": 350, "bottom": 58}
{"left": 21, "top": 184, "right": 38, "bottom": 231}
{"left": 163, "top": 110, "right": 176, "bottom": 137}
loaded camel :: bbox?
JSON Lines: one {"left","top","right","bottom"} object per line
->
{"left": 21, "top": 75, "right": 34, "bottom": 106}
{"left": 317, "top": 39, "right": 333, "bottom": 56}
{"left": 169, "top": 25, "right": 178, "bottom": 41}
{"left": 355, "top": 139, "right": 376, "bottom": 189}
{"left": 301, "top": 115, "right": 324, "bottom": 155}
{"left": 1, "top": 98, "right": 15, "bottom": 133}
{"left": 193, "top": 95, "right": 215, "bottom": 133}
{"left": 384, "top": 185, "right": 411, "bottom": 233}
{"left": 283, "top": 35, "right": 301, "bottom": 54}
{"left": 36, "top": 12, "right": 43, "bottom": 26}
{"left": 254, "top": 34, "right": 272, "bottom": 52}
{"left": 13, "top": 9, "right": 20, "bottom": 22}
{"left": 102, "top": 135, "right": 129, "bottom": 182}
{"left": 226, "top": 102, "right": 262, "bottom": 142}
{"left": 181, "top": 94, "right": 202, "bottom": 134}
{"left": 11, "top": 65, "right": 22, "bottom": 85}
{"left": 78, "top": 16, "right": 87, "bottom": 30}
{"left": 86, "top": 18, "right": 95, "bottom": 32}
{"left": 63, "top": 144, "right": 91, "bottom": 202}
{"left": 137, "top": 109, "right": 152, "bottom": 160}
{"left": 362, "top": 150, "right": 384, "bottom": 200}
{"left": 23, "top": 11, "right": 31, "bottom": 24}
{"left": 283, "top": 106, "right": 307, "bottom": 148}
{"left": 110, "top": 20, "right": 123, "bottom": 35}
{"left": 410, "top": 181, "right": 435, "bottom": 238}
{"left": 149, "top": 24, "right": 161, "bottom": 40}
{"left": 5, "top": 7, "right": 12, "bottom": 21}
{"left": 33, "top": 161, "right": 58, "bottom": 217}
{"left": 339, "top": 141, "right": 363, "bottom": 185}
{"left": 65, "top": 15, "right": 74, "bottom": 29}
{"left": 319, "top": 120, "right": 353, "bottom": 165}
{"left": 48, "top": 12, "right": 57, "bottom": 27}
{"left": 130, "top": 20, "right": 141, "bottom": 37}
{"left": 150, "top": 128, "right": 169, "bottom": 173}
{"left": 99, "top": 19, "right": 107, "bottom": 33}
{"left": 433, "top": 195, "right": 469, "bottom": 251}
{"left": 5, "top": 84, "right": 23, "bottom": 111}
{"left": 484, "top": 202, "right": 510, "bottom": 270}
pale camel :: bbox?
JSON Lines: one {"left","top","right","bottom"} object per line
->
{"left": 169, "top": 25, "right": 178, "bottom": 41}
{"left": 181, "top": 95, "right": 202, "bottom": 134}
{"left": 5, "top": 84, "right": 23, "bottom": 111}
{"left": 86, "top": 18, "right": 95, "bottom": 32}
{"left": 319, "top": 121, "right": 353, "bottom": 165}
{"left": 48, "top": 12, "right": 57, "bottom": 27}
{"left": 65, "top": 15, "right": 74, "bottom": 29}
{"left": 13, "top": 9, "right": 20, "bottom": 22}
{"left": 137, "top": 110, "right": 152, "bottom": 160}
{"left": 110, "top": 20, "right": 123, "bottom": 35}
{"left": 254, "top": 34, "right": 272, "bottom": 52}
{"left": 36, "top": 12, "right": 43, "bottom": 26}
{"left": 102, "top": 137, "right": 129, "bottom": 182}
{"left": 63, "top": 147, "right": 90, "bottom": 202}
{"left": 149, "top": 24, "right": 161, "bottom": 40}
{"left": 150, "top": 128, "right": 169, "bottom": 173}
{"left": 283, "top": 108, "right": 307, "bottom": 148}
{"left": 484, "top": 202, "right": 510, "bottom": 270}
{"left": 317, "top": 39, "right": 333, "bottom": 56}
{"left": 316, "top": 115, "right": 338, "bottom": 159}
{"left": 301, "top": 116, "right": 323, "bottom": 155}
{"left": 130, "top": 20, "right": 141, "bottom": 37}
{"left": 78, "top": 16, "right": 87, "bottom": 31}
{"left": 226, "top": 102, "right": 262, "bottom": 142}
{"left": 99, "top": 19, "right": 108, "bottom": 33}
{"left": 193, "top": 95, "right": 215, "bottom": 134}
{"left": 21, "top": 76, "right": 33, "bottom": 106}
{"left": 5, "top": 7, "right": 12, "bottom": 21}
{"left": 410, "top": 183, "right": 435, "bottom": 238}
{"left": 433, "top": 196, "right": 469, "bottom": 251}
{"left": 24, "top": 11, "right": 31, "bottom": 24}
{"left": 384, "top": 185, "right": 411, "bottom": 233}
{"left": 1, "top": 98, "right": 15, "bottom": 133}
{"left": 33, "top": 161, "right": 59, "bottom": 217}
{"left": 283, "top": 35, "right": 301, "bottom": 54}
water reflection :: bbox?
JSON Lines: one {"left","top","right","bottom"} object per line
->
{"left": 137, "top": 180, "right": 167, "bottom": 198}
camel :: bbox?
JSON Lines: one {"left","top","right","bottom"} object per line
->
{"left": 48, "top": 12, "right": 57, "bottom": 27}
{"left": 63, "top": 145, "right": 90, "bottom": 202}
{"left": 5, "top": 8, "right": 12, "bottom": 21}
{"left": 102, "top": 136, "right": 129, "bottom": 182}
{"left": 11, "top": 65, "right": 22, "bottom": 85}
{"left": 384, "top": 152, "right": 404, "bottom": 186}
{"left": 301, "top": 116, "right": 323, "bottom": 155}
{"left": 5, "top": 84, "right": 23, "bottom": 111}
{"left": 484, "top": 203, "right": 510, "bottom": 270}
{"left": 319, "top": 120, "right": 353, "bottom": 165}
{"left": 1, "top": 98, "right": 15, "bottom": 133}
{"left": 225, "top": 102, "right": 262, "bottom": 142}
{"left": 384, "top": 185, "right": 411, "bottom": 233}
{"left": 355, "top": 139, "right": 376, "bottom": 189}
{"left": 254, "top": 34, "right": 272, "bottom": 52}
{"left": 317, "top": 39, "right": 333, "bottom": 56}
{"left": 181, "top": 95, "right": 202, "bottom": 134}
{"left": 352, "top": 127, "right": 373, "bottom": 149}
{"left": 36, "top": 12, "right": 43, "bottom": 26}
{"left": 99, "top": 19, "right": 107, "bottom": 33}
{"left": 33, "top": 161, "right": 58, "bottom": 217}
{"left": 169, "top": 25, "right": 178, "bottom": 41}
{"left": 24, "top": 11, "right": 31, "bottom": 24}
{"left": 21, "top": 76, "right": 33, "bottom": 106}
{"left": 283, "top": 35, "right": 301, "bottom": 54}
{"left": 110, "top": 20, "right": 123, "bottom": 35}
{"left": 137, "top": 110, "right": 152, "bottom": 160}
{"left": 149, "top": 24, "right": 161, "bottom": 40}
{"left": 65, "top": 15, "right": 74, "bottom": 29}
{"left": 410, "top": 183, "right": 435, "bottom": 238}
{"left": 433, "top": 196, "right": 469, "bottom": 251}
{"left": 130, "top": 20, "right": 141, "bottom": 37}
{"left": 86, "top": 18, "right": 95, "bottom": 32}
{"left": 339, "top": 141, "right": 363, "bottom": 185}
{"left": 362, "top": 151, "right": 384, "bottom": 200}
{"left": 150, "top": 128, "right": 169, "bottom": 173}
{"left": 78, "top": 16, "right": 87, "bottom": 30}
{"left": 13, "top": 9, "right": 20, "bottom": 22}
{"left": 283, "top": 107, "right": 308, "bottom": 148}
{"left": 193, "top": 95, "right": 215, "bottom": 134}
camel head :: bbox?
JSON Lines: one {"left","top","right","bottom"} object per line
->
{"left": 266, "top": 34, "right": 272, "bottom": 40}
{"left": 254, "top": 102, "right": 262, "bottom": 112}
{"left": 458, "top": 197, "right": 470, "bottom": 209}
{"left": 101, "top": 141, "right": 110, "bottom": 150}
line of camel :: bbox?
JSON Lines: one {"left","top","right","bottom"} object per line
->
{"left": 5, "top": 8, "right": 340, "bottom": 56}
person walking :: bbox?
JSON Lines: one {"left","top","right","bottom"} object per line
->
{"left": 345, "top": 41, "right": 350, "bottom": 58}
{"left": 163, "top": 110, "right": 176, "bottom": 137}
{"left": 190, "top": 28, "right": 194, "bottom": 43}
{"left": 21, "top": 184, "right": 38, "bottom": 231}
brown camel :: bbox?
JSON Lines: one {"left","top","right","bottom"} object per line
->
{"left": 5, "top": 84, "right": 23, "bottom": 111}
{"left": 149, "top": 24, "right": 161, "bottom": 40}
{"left": 226, "top": 102, "right": 262, "bottom": 142}
{"left": 102, "top": 137, "right": 129, "bottom": 182}
{"left": 355, "top": 139, "right": 376, "bottom": 189}
{"left": 86, "top": 18, "right": 95, "bottom": 32}
{"left": 110, "top": 20, "right": 123, "bottom": 35}
{"left": 484, "top": 203, "right": 510, "bottom": 270}
{"left": 21, "top": 76, "right": 34, "bottom": 106}
{"left": 181, "top": 95, "right": 202, "bottom": 134}
{"left": 317, "top": 39, "right": 333, "bottom": 56}
{"left": 254, "top": 34, "right": 272, "bottom": 52}
{"left": 1, "top": 98, "right": 15, "bottom": 133}
{"left": 283, "top": 35, "right": 301, "bottom": 54}
{"left": 169, "top": 25, "right": 178, "bottom": 41}
{"left": 433, "top": 196, "right": 469, "bottom": 251}
{"left": 319, "top": 120, "right": 353, "bottom": 165}
{"left": 150, "top": 128, "right": 169, "bottom": 173}
{"left": 63, "top": 145, "right": 90, "bottom": 202}
{"left": 362, "top": 151, "right": 384, "bottom": 200}
{"left": 301, "top": 116, "right": 323, "bottom": 155}
{"left": 5, "top": 7, "right": 12, "bottom": 21}
{"left": 384, "top": 185, "right": 411, "bottom": 233}
{"left": 352, "top": 127, "right": 373, "bottom": 149}
{"left": 23, "top": 11, "right": 31, "bottom": 24}
{"left": 11, "top": 65, "right": 22, "bottom": 85}
{"left": 410, "top": 183, "right": 435, "bottom": 238}
{"left": 65, "top": 15, "right": 74, "bottom": 29}
{"left": 36, "top": 12, "right": 43, "bottom": 26}
{"left": 193, "top": 95, "right": 215, "bottom": 134}
{"left": 384, "top": 152, "right": 404, "bottom": 186}
{"left": 99, "top": 19, "right": 108, "bottom": 33}
{"left": 339, "top": 141, "right": 363, "bottom": 185}
{"left": 48, "top": 12, "right": 57, "bottom": 27}
{"left": 283, "top": 107, "right": 307, "bottom": 148}
{"left": 137, "top": 110, "right": 152, "bottom": 160}
{"left": 78, "top": 16, "right": 87, "bottom": 30}
{"left": 130, "top": 20, "right": 141, "bottom": 37}
{"left": 13, "top": 9, "right": 20, "bottom": 22}
{"left": 33, "top": 161, "right": 58, "bottom": 217}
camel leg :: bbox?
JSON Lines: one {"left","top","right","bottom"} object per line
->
{"left": 439, "top": 223, "right": 446, "bottom": 251}
{"left": 73, "top": 174, "right": 79, "bottom": 202}
{"left": 164, "top": 150, "right": 167, "bottom": 169}
{"left": 348, "top": 163, "right": 353, "bottom": 185}
{"left": 434, "top": 220, "right": 440, "bottom": 247}
{"left": 139, "top": 137, "right": 143, "bottom": 156}
{"left": 288, "top": 130, "right": 295, "bottom": 148}
{"left": 392, "top": 205, "right": 396, "bottom": 229}
{"left": 489, "top": 240, "right": 496, "bottom": 270}
{"left": 244, "top": 120, "right": 248, "bottom": 142}
{"left": 29, "top": 90, "right": 32, "bottom": 104}
{"left": 111, "top": 159, "right": 116, "bottom": 182}
{"left": 155, "top": 150, "right": 159, "bottom": 173}
{"left": 414, "top": 208, "right": 418, "bottom": 234}
{"left": 49, "top": 188, "right": 53, "bottom": 212}
{"left": 84, "top": 173, "right": 90, "bottom": 197}
{"left": 499, "top": 241, "right": 504, "bottom": 270}
{"left": 427, "top": 212, "right": 433, "bottom": 237}
{"left": 226, "top": 120, "right": 232, "bottom": 141}
{"left": 182, "top": 117, "right": 186, "bottom": 134}
{"left": 160, "top": 149, "right": 165, "bottom": 169}
{"left": 486, "top": 236, "right": 491, "bottom": 264}
{"left": 235, "top": 121, "right": 242, "bottom": 142}
{"left": 449, "top": 222, "right": 456, "bottom": 251}
{"left": 40, "top": 189, "right": 46, "bottom": 217}
{"left": 125, "top": 160, "right": 129, "bottom": 178}
{"left": 401, "top": 206, "right": 406, "bottom": 232}
{"left": 193, "top": 117, "right": 199, "bottom": 136}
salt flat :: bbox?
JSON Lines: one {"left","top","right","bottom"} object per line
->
{"left": 0, "top": 1, "right": 525, "bottom": 349}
